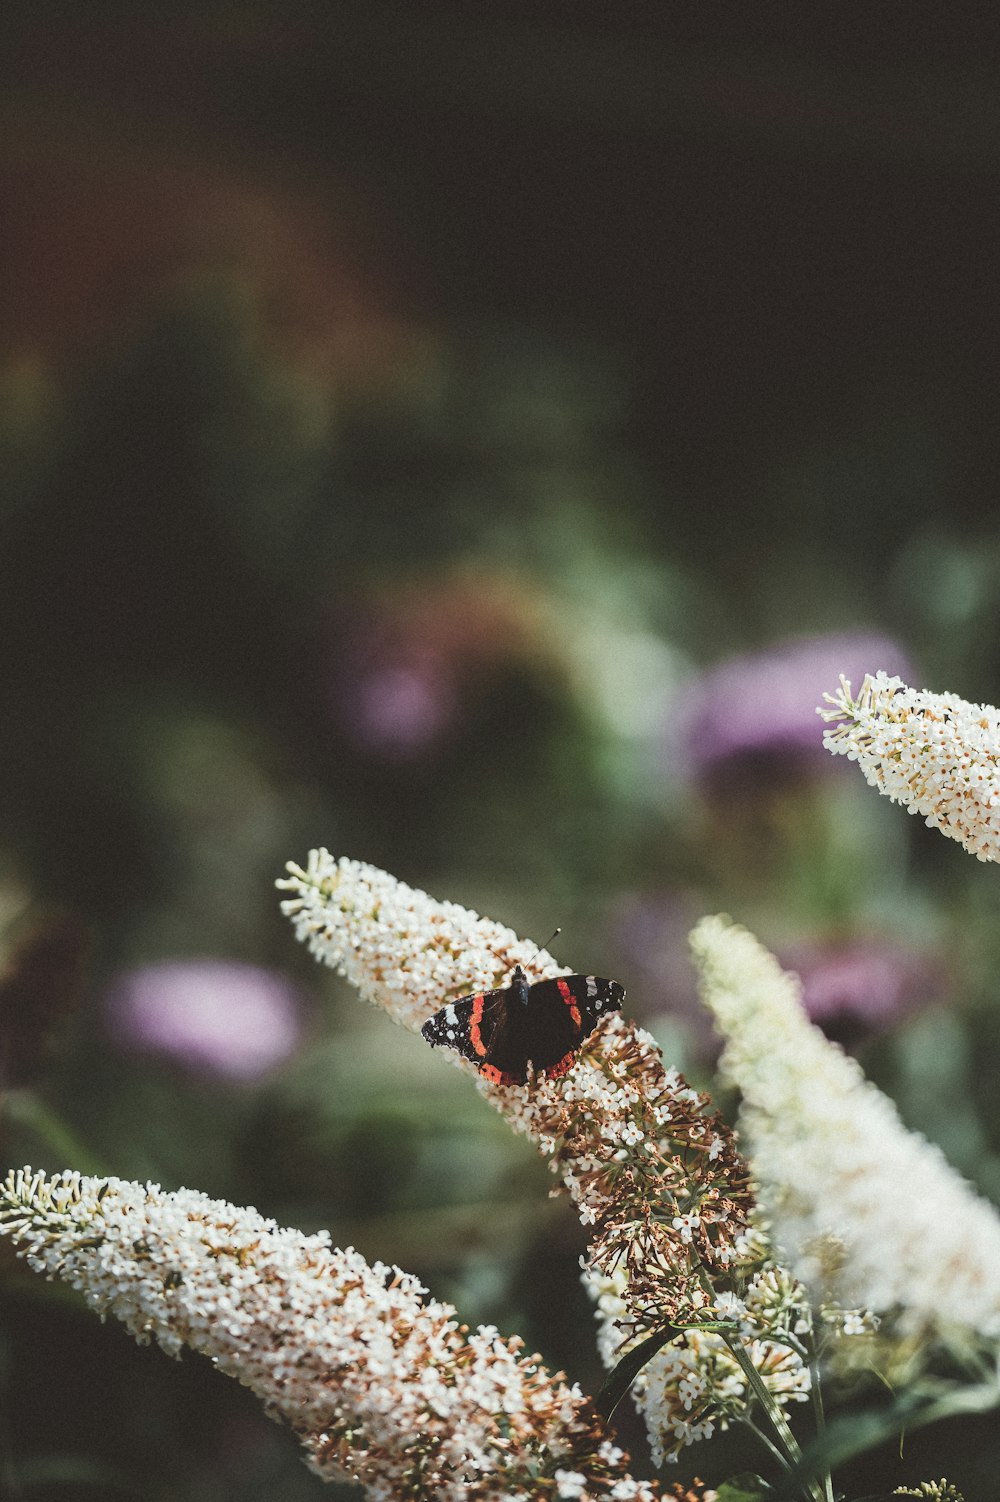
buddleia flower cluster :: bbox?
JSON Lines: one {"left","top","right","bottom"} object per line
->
{"left": 820, "top": 670, "right": 1000, "bottom": 863}
{"left": 278, "top": 853, "right": 753, "bottom": 1323}
{"left": 691, "top": 914, "right": 1000, "bottom": 1348}
{"left": 893, "top": 1484, "right": 965, "bottom": 1501}
{"left": 0, "top": 1168, "right": 656, "bottom": 1502}
{"left": 585, "top": 1245, "right": 812, "bottom": 1465}
{"left": 277, "top": 853, "right": 816, "bottom": 1461}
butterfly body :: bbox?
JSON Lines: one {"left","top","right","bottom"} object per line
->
{"left": 420, "top": 964, "right": 625, "bottom": 1085}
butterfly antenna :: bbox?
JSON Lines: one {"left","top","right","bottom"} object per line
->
{"left": 480, "top": 927, "right": 562, "bottom": 980}
{"left": 536, "top": 926, "right": 562, "bottom": 958}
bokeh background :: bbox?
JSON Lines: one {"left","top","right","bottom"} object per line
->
{"left": 4, "top": 7, "right": 1000, "bottom": 1497}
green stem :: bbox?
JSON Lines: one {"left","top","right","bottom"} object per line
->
{"left": 807, "top": 1346, "right": 835, "bottom": 1502}
{"left": 722, "top": 1333, "right": 826, "bottom": 1502}
{"left": 741, "top": 1413, "right": 795, "bottom": 1476}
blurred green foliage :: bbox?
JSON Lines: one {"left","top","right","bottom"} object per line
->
{"left": 3, "top": 7, "right": 1000, "bottom": 1498}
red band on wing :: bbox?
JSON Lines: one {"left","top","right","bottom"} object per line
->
{"left": 543, "top": 1050, "right": 578, "bottom": 1080}
{"left": 469, "top": 995, "right": 488, "bottom": 1057}
{"left": 480, "top": 1062, "right": 520, "bottom": 1086}
{"left": 556, "top": 977, "right": 582, "bottom": 1029}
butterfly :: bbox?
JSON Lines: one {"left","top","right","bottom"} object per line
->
{"left": 420, "top": 965, "right": 625, "bottom": 1085}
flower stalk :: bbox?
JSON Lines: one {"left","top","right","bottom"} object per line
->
{"left": 0, "top": 1168, "right": 657, "bottom": 1502}
{"left": 279, "top": 853, "right": 816, "bottom": 1470}
{"left": 820, "top": 671, "right": 1000, "bottom": 863}
{"left": 691, "top": 913, "right": 1000, "bottom": 1346}
{"left": 278, "top": 852, "right": 755, "bottom": 1335}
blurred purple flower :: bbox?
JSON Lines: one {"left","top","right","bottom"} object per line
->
{"left": 329, "top": 573, "right": 544, "bottom": 760}
{"left": 675, "top": 633, "right": 913, "bottom": 785}
{"left": 349, "top": 659, "right": 456, "bottom": 757}
{"left": 104, "top": 961, "right": 303, "bottom": 1081}
{"left": 782, "top": 936, "right": 941, "bottom": 1043}
{"left": 618, "top": 892, "right": 940, "bottom": 1055}
{"left": 614, "top": 891, "right": 720, "bottom": 1057}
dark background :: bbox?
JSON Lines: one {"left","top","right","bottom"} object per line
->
{"left": 3, "top": 7, "right": 1000, "bottom": 1498}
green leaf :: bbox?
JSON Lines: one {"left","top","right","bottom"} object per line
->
{"left": 593, "top": 1318, "right": 741, "bottom": 1421}
{"left": 593, "top": 1327, "right": 676, "bottom": 1421}
{"left": 783, "top": 1380, "right": 1000, "bottom": 1487}
{"left": 716, "top": 1474, "right": 773, "bottom": 1501}
{"left": 671, "top": 1318, "right": 742, "bottom": 1333}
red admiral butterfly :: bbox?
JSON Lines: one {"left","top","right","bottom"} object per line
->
{"left": 420, "top": 965, "right": 625, "bottom": 1085}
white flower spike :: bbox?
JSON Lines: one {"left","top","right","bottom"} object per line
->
{"left": 278, "top": 854, "right": 809, "bottom": 1467}
{"left": 278, "top": 853, "right": 752, "bottom": 1320}
{"left": 0, "top": 1168, "right": 656, "bottom": 1502}
{"left": 691, "top": 915, "right": 1000, "bottom": 1341}
{"left": 820, "top": 671, "right": 1000, "bottom": 862}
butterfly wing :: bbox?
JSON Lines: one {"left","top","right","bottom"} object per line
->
{"left": 421, "top": 989, "right": 508, "bottom": 1070}
{"left": 506, "top": 974, "right": 626, "bottom": 1079}
{"left": 572, "top": 973, "right": 627, "bottom": 1032}
{"left": 421, "top": 973, "right": 625, "bottom": 1086}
